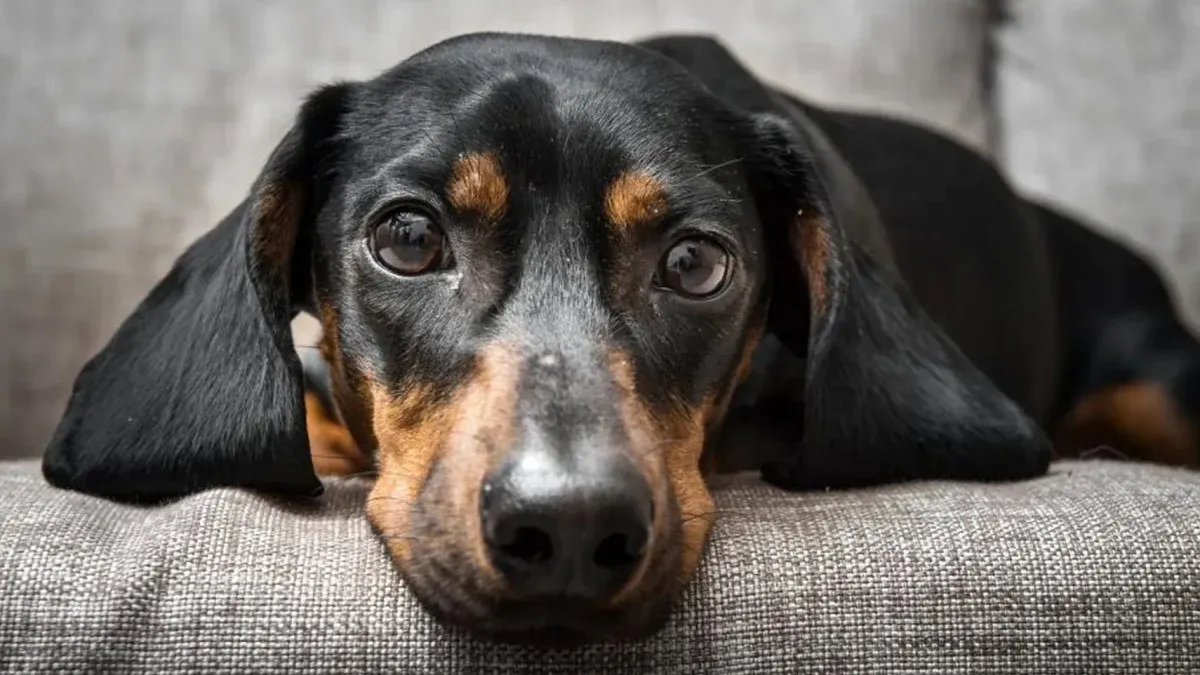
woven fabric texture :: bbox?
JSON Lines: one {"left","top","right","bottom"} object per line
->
{"left": 1, "top": 459, "right": 1198, "bottom": 674}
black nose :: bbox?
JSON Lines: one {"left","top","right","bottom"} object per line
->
{"left": 481, "top": 454, "right": 654, "bottom": 601}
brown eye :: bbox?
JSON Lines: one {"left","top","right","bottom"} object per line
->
{"left": 370, "top": 210, "right": 450, "bottom": 275}
{"left": 657, "top": 236, "right": 731, "bottom": 298}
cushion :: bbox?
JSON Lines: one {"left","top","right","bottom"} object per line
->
{"left": 994, "top": 0, "right": 1200, "bottom": 328}
{"left": 0, "top": 0, "right": 993, "bottom": 460}
{"left": 2, "top": 459, "right": 1197, "bottom": 673}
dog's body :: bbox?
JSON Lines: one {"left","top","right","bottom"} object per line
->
{"left": 41, "top": 33, "right": 1200, "bottom": 643}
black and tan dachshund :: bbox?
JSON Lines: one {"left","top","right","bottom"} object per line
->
{"left": 41, "top": 34, "right": 1200, "bottom": 642}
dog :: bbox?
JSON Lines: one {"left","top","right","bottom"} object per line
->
{"left": 41, "top": 33, "right": 1200, "bottom": 643}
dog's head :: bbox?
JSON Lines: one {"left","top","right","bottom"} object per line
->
{"left": 43, "top": 33, "right": 1048, "bottom": 642}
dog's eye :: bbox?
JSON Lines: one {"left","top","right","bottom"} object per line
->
{"left": 370, "top": 210, "right": 450, "bottom": 275}
{"left": 657, "top": 236, "right": 730, "bottom": 298}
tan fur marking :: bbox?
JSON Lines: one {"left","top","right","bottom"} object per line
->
{"left": 438, "top": 345, "right": 521, "bottom": 593}
{"left": 446, "top": 152, "right": 509, "bottom": 224}
{"left": 604, "top": 171, "right": 668, "bottom": 233}
{"left": 607, "top": 351, "right": 716, "bottom": 605}
{"left": 1054, "top": 381, "right": 1198, "bottom": 467}
{"left": 661, "top": 397, "right": 716, "bottom": 588}
{"left": 315, "top": 298, "right": 376, "bottom": 451}
{"left": 305, "top": 391, "right": 368, "bottom": 477}
{"left": 366, "top": 380, "right": 449, "bottom": 564}
{"left": 316, "top": 297, "right": 340, "bottom": 366}
{"left": 795, "top": 211, "right": 831, "bottom": 318}
{"left": 366, "top": 345, "right": 520, "bottom": 587}
{"left": 253, "top": 182, "right": 301, "bottom": 278}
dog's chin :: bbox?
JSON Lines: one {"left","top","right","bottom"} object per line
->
{"left": 474, "top": 603, "right": 677, "bottom": 648}
{"left": 395, "top": 556, "right": 684, "bottom": 646}
{"left": 412, "top": 587, "right": 679, "bottom": 647}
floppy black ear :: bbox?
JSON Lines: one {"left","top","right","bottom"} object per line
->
{"left": 743, "top": 111, "right": 1052, "bottom": 490}
{"left": 42, "top": 83, "right": 353, "bottom": 503}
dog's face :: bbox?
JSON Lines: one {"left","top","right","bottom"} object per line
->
{"left": 43, "top": 33, "right": 1051, "bottom": 644}
{"left": 309, "top": 37, "right": 767, "bottom": 638}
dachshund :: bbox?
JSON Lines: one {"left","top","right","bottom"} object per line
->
{"left": 41, "top": 33, "right": 1200, "bottom": 643}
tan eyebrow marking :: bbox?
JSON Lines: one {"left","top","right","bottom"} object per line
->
{"left": 446, "top": 152, "right": 509, "bottom": 224}
{"left": 604, "top": 170, "right": 668, "bottom": 233}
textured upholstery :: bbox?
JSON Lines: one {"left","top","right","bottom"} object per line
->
{"left": 2, "top": 459, "right": 1198, "bottom": 673}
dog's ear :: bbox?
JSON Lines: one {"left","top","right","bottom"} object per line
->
{"left": 42, "top": 83, "right": 354, "bottom": 503}
{"left": 742, "top": 110, "right": 1052, "bottom": 490}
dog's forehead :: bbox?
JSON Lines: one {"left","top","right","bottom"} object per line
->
{"left": 344, "top": 35, "right": 740, "bottom": 188}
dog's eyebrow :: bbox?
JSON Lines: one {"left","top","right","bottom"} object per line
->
{"left": 446, "top": 152, "right": 509, "bottom": 224}
{"left": 604, "top": 170, "right": 668, "bottom": 235}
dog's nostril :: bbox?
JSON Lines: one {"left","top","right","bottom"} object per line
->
{"left": 499, "top": 525, "right": 555, "bottom": 565}
{"left": 592, "top": 531, "right": 646, "bottom": 570}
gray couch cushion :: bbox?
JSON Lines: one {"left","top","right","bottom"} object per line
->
{"left": 994, "top": 0, "right": 1200, "bottom": 328}
{"left": 2, "top": 459, "right": 1197, "bottom": 673}
{"left": 0, "top": 0, "right": 993, "bottom": 460}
